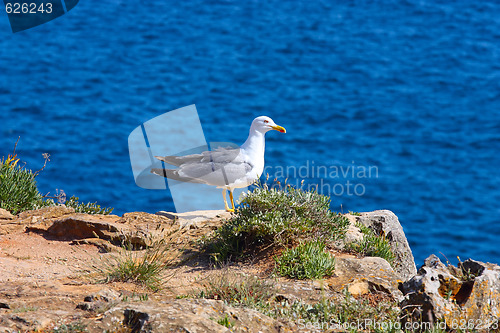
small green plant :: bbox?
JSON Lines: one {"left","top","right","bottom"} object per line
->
{"left": 215, "top": 314, "right": 234, "bottom": 328}
{"left": 274, "top": 240, "right": 335, "bottom": 279}
{"left": 65, "top": 195, "right": 113, "bottom": 215}
{"left": 1, "top": 141, "right": 113, "bottom": 215}
{"left": 197, "top": 273, "right": 402, "bottom": 332}
{"left": 175, "top": 294, "right": 190, "bottom": 299}
{"left": 444, "top": 289, "right": 453, "bottom": 301}
{"left": 92, "top": 236, "right": 176, "bottom": 291}
{"left": 348, "top": 223, "right": 395, "bottom": 265}
{"left": 205, "top": 181, "right": 349, "bottom": 262}
{"left": 198, "top": 270, "right": 275, "bottom": 309}
{"left": 348, "top": 211, "right": 362, "bottom": 216}
{"left": 0, "top": 153, "right": 45, "bottom": 214}
{"left": 52, "top": 321, "right": 88, "bottom": 333}
{"left": 455, "top": 256, "right": 480, "bottom": 282}
{"left": 12, "top": 305, "right": 38, "bottom": 313}
{"left": 268, "top": 289, "right": 399, "bottom": 331}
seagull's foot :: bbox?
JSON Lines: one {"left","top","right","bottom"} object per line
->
{"left": 225, "top": 208, "right": 235, "bottom": 213}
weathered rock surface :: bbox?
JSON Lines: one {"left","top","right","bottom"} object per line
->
{"left": 157, "top": 209, "right": 231, "bottom": 228}
{"left": 86, "top": 298, "right": 290, "bottom": 333}
{"left": 0, "top": 208, "right": 14, "bottom": 220}
{"left": 355, "top": 210, "right": 417, "bottom": 281}
{"left": 1, "top": 206, "right": 77, "bottom": 235}
{"left": 76, "top": 288, "right": 121, "bottom": 312}
{"left": 335, "top": 220, "right": 364, "bottom": 250}
{"left": 18, "top": 205, "right": 76, "bottom": 220}
{"left": 22, "top": 208, "right": 230, "bottom": 252}
{"left": 400, "top": 254, "right": 500, "bottom": 330}
{"left": 331, "top": 255, "right": 403, "bottom": 301}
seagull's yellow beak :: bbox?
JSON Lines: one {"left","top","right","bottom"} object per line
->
{"left": 271, "top": 124, "right": 286, "bottom": 133}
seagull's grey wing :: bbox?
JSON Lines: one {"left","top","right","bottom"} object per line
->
{"left": 155, "top": 147, "right": 241, "bottom": 167}
{"left": 200, "top": 147, "right": 242, "bottom": 164}
{"left": 179, "top": 160, "right": 252, "bottom": 186}
{"left": 152, "top": 159, "right": 253, "bottom": 187}
{"left": 155, "top": 153, "right": 204, "bottom": 167}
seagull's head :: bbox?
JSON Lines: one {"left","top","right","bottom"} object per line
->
{"left": 251, "top": 116, "right": 286, "bottom": 134}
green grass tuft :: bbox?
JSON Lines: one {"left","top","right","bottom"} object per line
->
{"left": 215, "top": 314, "right": 235, "bottom": 328}
{"left": 198, "top": 270, "right": 275, "bottom": 309}
{"left": 52, "top": 321, "right": 88, "bottom": 333}
{"left": 348, "top": 223, "right": 395, "bottom": 265}
{"left": 197, "top": 273, "right": 400, "bottom": 332}
{"left": 269, "top": 289, "right": 400, "bottom": 332}
{"left": 1, "top": 145, "right": 113, "bottom": 215}
{"left": 65, "top": 195, "right": 113, "bottom": 215}
{"left": 274, "top": 240, "right": 335, "bottom": 279}
{"left": 12, "top": 305, "right": 39, "bottom": 313}
{"left": 205, "top": 182, "right": 349, "bottom": 263}
{"left": 196, "top": 271, "right": 403, "bottom": 331}
{"left": 92, "top": 237, "right": 175, "bottom": 291}
{"left": 0, "top": 158, "right": 45, "bottom": 214}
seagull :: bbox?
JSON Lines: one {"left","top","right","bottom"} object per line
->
{"left": 151, "top": 116, "right": 286, "bottom": 212}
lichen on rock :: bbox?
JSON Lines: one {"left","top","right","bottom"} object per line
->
{"left": 400, "top": 254, "right": 500, "bottom": 330}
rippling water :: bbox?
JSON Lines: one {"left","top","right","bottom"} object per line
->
{"left": 1, "top": 0, "right": 499, "bottom": 266}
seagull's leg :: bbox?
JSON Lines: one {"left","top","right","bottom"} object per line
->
{"left": 222, "top": 189, "right": 231, "bottom": 212}
{"left": 229, "top": 190, "right": 235, "bottom": 212}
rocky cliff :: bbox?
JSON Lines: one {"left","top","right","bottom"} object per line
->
{"left": 0, "top": 207, "right": 498, "bottom": 332}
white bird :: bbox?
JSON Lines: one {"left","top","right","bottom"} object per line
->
{"left": 151, "top": 116, "right": 286, "bottom": 212}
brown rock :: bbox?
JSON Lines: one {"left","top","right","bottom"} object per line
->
{"left": 18, "top": 205, "right": 75, "bottom": 220}
{"left": 400, "top": 255, "right": 500, "bottom": 330}
{"left": 334, "top": 218, "right": 364, "bottom": 251}
{"left": 330, "top": 255, "right": 403, "bottom": 300}
{"left": 17, "top": 209, "right": 228, "bottom": 265}
{"left": 156, "top": 209, "right": 231, "bottom": 228}
{"left": 355, "top": 210, "right": 417, "bottom": 281}
{"left": 45, "top": 214, "right": 121, "bottom": 239}
{"left": 77, "top": 289, "right": 121, "bottom": 312}
{"left": 0, "top": 208, "right": 14, "bottom": 220}
{"left": 71, "top": 238, "right": 120, "bottom": 253}
{"left": 1, "top": 206, "right": 78, "bottom": 235}
{"left": 118, "top": 211, "right": 175, "bottom": 226}
{"left": 87, "top": 298, "right": 291, "bottom": 333}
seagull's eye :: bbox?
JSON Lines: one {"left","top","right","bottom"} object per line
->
{"left": 264, "top": 120, "right": 269, "bottom": 124}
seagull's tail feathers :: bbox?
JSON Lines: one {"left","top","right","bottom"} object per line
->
{"left": 150, "top": 168, "right": 205, "bottom": 184}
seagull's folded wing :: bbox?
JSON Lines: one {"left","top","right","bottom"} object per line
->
{"left": 152, "top": 147, "right": 253, "bottom": 187}
{"left": 178, "top": 161, "right": 252, "bottom": 187}
{"left": 155, "top": 147, "right": 242, "bottom": 166}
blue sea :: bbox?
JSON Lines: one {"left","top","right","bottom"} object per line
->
{"left": 1, "top": 0, "right": 499, "bottom": 267}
